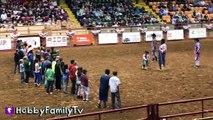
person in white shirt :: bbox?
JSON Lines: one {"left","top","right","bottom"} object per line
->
{"left": 115, "top": 26, "right": 124, "bottom": 35}
{"left": 138, "top": 25, "right": 147, "bottom": 34}
{"left": 162, "top": 24, "right": 169, "bottom": 32}
{"left": 34, "top": 58, "right": 41, "bottom": 86}
{"left": 205, "top": 22, "right": 212, "bottom": 30}
{"left": 142, "top": 51, "right": 150, "bottom": 70}
{"left": 39, "top": 29, "right": 47, "bottom": 46}
{"left": 10, "top": 30, "right": 20, "bottom": 41}
{"left": 66, "top": 28, "right": 75, "bottom": 38}
{"left": 109, "top": 71, "right": 121, "bottom": 109}
{"left": 158, "top": 39, "right": 167, "bottom": 70}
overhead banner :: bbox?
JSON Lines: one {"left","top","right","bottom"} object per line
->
{"left": 98, "top": 33, "right": 118, "bottom": 44}
{"left": 145, "top": 31, "right": 163, "bottom": 41}
{"left": 46, "top": 36, "right": 67, "bottom": 47}
{"left": 17, "top": 37, "right": 40, "bottom": 48}
{"left": 122, "top": 32, "right": 141, "bottom": 43}
{"left": 167, "top": 30, "right": 184, "bottom": 40}
{"left": 73, "top": 34, "right": 93, "bottom": 45}
{"left": 189, "top": 28, "right": 207, "bottom": 38}
{"left": 0, "top": 39, "right": 11, "bottom": 50}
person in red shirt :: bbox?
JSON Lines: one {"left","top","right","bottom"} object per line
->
{"left": 69, "top": 59, "right": 77, "bottom": 94}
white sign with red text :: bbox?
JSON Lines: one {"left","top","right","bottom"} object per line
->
{"left": 0, "top": 39, "right": 11, "bottom": 50}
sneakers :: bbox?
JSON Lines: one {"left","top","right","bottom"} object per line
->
{"left": 50, "top": 92, "right": 53, "bottom": 95}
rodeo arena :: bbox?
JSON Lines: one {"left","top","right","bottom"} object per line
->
{"left": 0, "top": 0, "right": 213, "bottom": 120}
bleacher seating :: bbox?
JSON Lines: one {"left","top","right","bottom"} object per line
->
{"left": 66, "top": 0, "right": 159, "bottom": 27}
{"left": 148, "top": 0, "right": 213, "bottom": 23}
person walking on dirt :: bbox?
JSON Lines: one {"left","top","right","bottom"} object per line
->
{"left": 69, "top": 60, "right": 77, "bottom": 95}
{"left": 194, "top": 39, "right": 201, "bottom": 68}
{"left": 98, "top": 69, "right": 110, "bottom": 109}
{"left": 151, "top": 33, "right": 158, "bottom": 62}
{"left": 158, "top": 39, "right": 167, "bottom": 70}
{"left": 109, "top": 71, "right": 121, "bottom": 109}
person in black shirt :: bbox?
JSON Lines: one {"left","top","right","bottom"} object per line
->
{"left": 14, "top": 50, "right": 20, "bottom": 74}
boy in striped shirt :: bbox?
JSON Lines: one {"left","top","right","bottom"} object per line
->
{"left": 194, "top": 39, "right": 201, "bottom": 68}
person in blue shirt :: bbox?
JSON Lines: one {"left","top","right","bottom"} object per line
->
{"left": 28, "top": 50, "right": 34, "bottom": 77}
{"left": 97, "top": 69, "right": 110, "bottom": 109}
{"left": 194, "top": 39, "right": 201, "bottom": 68}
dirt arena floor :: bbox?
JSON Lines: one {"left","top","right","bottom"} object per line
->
{"left": 0, "top": 39, "right": 213, "bottom": 120}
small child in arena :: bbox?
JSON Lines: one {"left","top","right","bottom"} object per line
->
{"left": 142, "top": 51, "right": 150, "bottom": 70}
{"left": 19, "top": 59, "right": 25, "bottom": 83}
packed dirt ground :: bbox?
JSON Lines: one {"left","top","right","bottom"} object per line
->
{"left": 0, "top": 39, "right": 213, "bottom": 120}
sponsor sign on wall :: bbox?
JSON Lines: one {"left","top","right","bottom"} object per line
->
{"left": 17, "top": 37, "right": 40, "bottom": 48}
{"left": 0, "top": 39, "right": 11, "bottom": 50}
{"left": 145, "top": 31, "right": 163, "bottom": 41}
{"left": 73, "top": 34, "right": 93, "bottom": 45}
{"left": 98, "top": 33, "right": 118, "bottom": 44}
{"left": 46, "top": 36, "right": 67, "bottom": 47}
{"left": 167, "top": 30, "right": 184, "bottom": 40}
{"left": 189, "top": 28, "right": 207, "bottom": 38}
{"left": 122, "top": 32, "right": 141, "bottom": 43}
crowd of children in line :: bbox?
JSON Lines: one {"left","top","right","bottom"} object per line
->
{"left": 14, "top": 41, "right": 91, "bottom": 101}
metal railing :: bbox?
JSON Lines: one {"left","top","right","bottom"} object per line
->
{"left": 47, "top": 97, "right": 213, "bottom": 120}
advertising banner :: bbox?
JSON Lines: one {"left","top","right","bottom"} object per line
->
{"left": 0, "top": 39, "right": 11, "bottom": 50}
{"left": 145, "top": 31, "right": 163, "bottom": 41}
{"left": 167, "top": 30, "right": 184, "bottom": 40}
{"left": 73, "top": 34, "right": 93, "bottom": 45}
{"left": 189, "top": 28, "right": 207, "bottom": 38}
{"left": 46, "top": 36, "right": 68, "bottom": 47}
{"left": 17, "top": 37, "right": 40, "bottom": 48}
{"left": 122, "top": 32, "right": 141, "bottom": 43}
{"left": 98, "top": 33, "right": 118, "bottom": 44}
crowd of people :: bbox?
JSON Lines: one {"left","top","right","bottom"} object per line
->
{"left": 0, "top": 0, "right": 68, "bottom": 27}
{"left": 66, "top": 0, "right": 159, "bottom": 27}
{"left": 13, "top": 40, "right": 122, "bottom": 109}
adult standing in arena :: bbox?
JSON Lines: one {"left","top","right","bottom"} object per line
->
{"left": 55, "top": 59, "right": 62, "bottom": 91}
{"left": 69, "top": 60, "right": 77, "bottom": 94}
{"left": 158, "top": 39, "right": 167, "bottom": 70}
{"left": 109, "top": 71, "right": 121, "bottom": 109}
{"left": 151, "top": 33, "right": 158, "bottom": 61}
{"left": 98, "top": 69, "right": 110, "bottom": 109}
{"left": 194, "top": 39, "right": 201, "bottom": 68}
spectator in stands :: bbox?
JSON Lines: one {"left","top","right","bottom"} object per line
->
{"left": 161, "top": 24, "right": 169, "bottom": 32}
{"left": 159, "top": 8, "right": 168, "bottom": 16}
{"left": 109, "top": 71, "right": 121, "bottom": 109}
{"left": 98, "top": 69, "right": 110, "bottom": 109}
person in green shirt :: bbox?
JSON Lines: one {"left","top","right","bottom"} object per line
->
{"left": 23, "top": 56, "right": 30, "bottom": 83}
{"left": 46, "top": 64, "right": 55, "bottom": 94}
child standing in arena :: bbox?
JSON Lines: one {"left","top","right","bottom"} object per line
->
{"left": 81, "top": 69, "right": 90, "bottom": 101}
{"left": 46, "top": 64, "right": 55, "bottom": 94}
{"left": 151, "top": 33, "right": 158, "bottom": 61}
{"left": 63, "top": 64, "right": 69, "bottom": 93}
{"left": 158, "top": 39, "right": 167, "bottom": 70}
{"left": 194, "top": 39, "right": 201, "bottom": 68}
{"left": 19, "top": 59, "right": 25, "bottom": 83}
{"left": 142, "top": 51, "right": 150, "bottom": 70}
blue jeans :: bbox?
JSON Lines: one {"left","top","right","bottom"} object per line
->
{"left": 35, "top": 73, "right": 41, "bottom": 85}
{"left": 20, "top": 72, "right": 25, "bottom": 83}
{"left": 63, "top": 76, "right": 69, "bottom": 92}
{"left": 46, "top": 81, "right": 54, "bottom": 93}
{"left": 158, "top": 51, "right": 166, "bottom": 69}
{"left": 111, "top": 91, "right": 121, "bottom": 109}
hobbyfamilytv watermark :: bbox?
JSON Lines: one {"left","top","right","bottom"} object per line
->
{"left": 5, "top": 106, "right": 83, "bottom": 116}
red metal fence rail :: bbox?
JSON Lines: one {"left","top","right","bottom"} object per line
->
{"left": 47, "top": 97, "right": 213, "bottom": 120}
